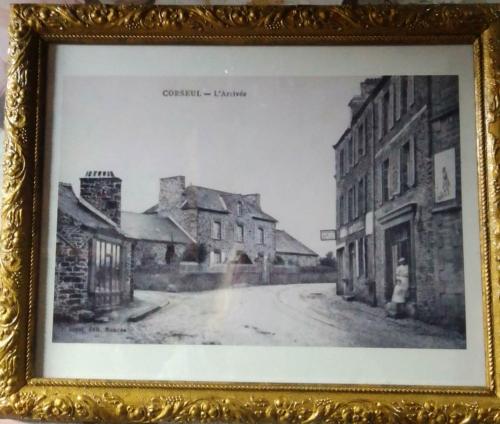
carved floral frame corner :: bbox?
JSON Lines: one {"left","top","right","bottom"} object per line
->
{"left": 0, "top": 3, "right": 500, "bottom": 423}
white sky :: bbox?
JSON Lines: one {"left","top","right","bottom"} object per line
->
{"left": 59, "top": 76, "right": 365, "bottom": 256}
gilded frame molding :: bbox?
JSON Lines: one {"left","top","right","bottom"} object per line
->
{"left": 1, "top": 3, "right": 500, "bottom": 422}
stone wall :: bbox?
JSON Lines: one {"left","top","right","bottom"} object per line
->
{"left": 55, "top": 211, "right": 133, "bottom": 321}
{"left": 133, "top": 264, "right": 336, "bottom": 292}
{"left": 54, "top": 211, "right": 92, "bottom": 321}
{"left": 270, "top": 266, "right": 337, "bottom": 285}
{"left": 428, "top": 75, "right": 464, "bottom": 332}
{"left": 277, "top": 253, "right": 318, "bottom": 267}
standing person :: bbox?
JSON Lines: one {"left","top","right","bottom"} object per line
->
{"left": 392, "top": 257, "right": 409, "bottom": 317}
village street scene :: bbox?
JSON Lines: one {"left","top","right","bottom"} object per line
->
{"left": 53, "top": 75, "right": 466, "bottom": 349}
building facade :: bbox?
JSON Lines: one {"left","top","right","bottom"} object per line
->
{"left": 145, "top": 176, "right": 318, "bottom": 267}
{"left": 334, "top": 76, "right": 465, "bottom": 331}
{"left": 55, "top": 182, "right": 133, "bottom": 321}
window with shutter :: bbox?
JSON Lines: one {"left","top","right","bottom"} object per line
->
{"left": 377, "top": 98, "right": 383, "bottom": 140}
{"left": 338, "top": 195, "right": 345, "bottom": 225}
{"left": 358, "top": 121, "right": 365, "bottom": 157}
{"left": 388, "top": 83, "right": 395, "bottom": 130}
{"left": 235, "top": 224, "right": 244, "bottom": 242}
{"left": 364, "top": 237, "right": 368, "bottom": 277}
{"left": 369, "top": 104, "right": 374, "bottom": 144}
{"left": 213, "top": 250, "right": 222, "bottom": 264}
{"left": 395, "top": 77, "right": 402, "bottom": 121}
{"left": 401, "top": 76, "right": 407, "bottom": 115}
{"left": 348, "top": 136, "right": 353, "bottom": 167}
{"left": 355, "top": 239, "right": 359, "bottom": 277}
{"left": 343, "top": 194, "right": 347, "bottom": 224}
{"left": 382, "top": 159, "right": 390, "bottom": 203}
{"left": 257, "top": 227, "right": 265, "bottom": 244}
{"left": 407, "top": 76, "right": 415, "bottom": 107}
{"left": 353, "top": 127, "right": 358, "bottom": 164}
{"left": 383, "top": 91, "right": 390, "bottom": 135}
{"left": 408, "top": 136, "right": 416, "bottom": 187}
{"left": 348, "top": 187, "right": 353, "bottom": 222}
{"left": 390, "top": 149, "right": 401, "bottom": 197}
{"left": 401, "top": 142, "right": 410, "bottom": 192}
{"left": 354, "top": 184, "right": 358, "bottom": 218}
{"left": 212, "top": 221, "right": 222, "bottom": 240}
{"left": 358, "top": 177, "right": 364, "bottom": 215}
{"left": 358, "top": 237, "right": 365, "bottom": 277}
{"left": 339, "top": 149, "right": 345, "bottom": 176}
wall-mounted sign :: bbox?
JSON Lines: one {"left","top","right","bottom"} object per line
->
{"left": 320, "top": 229, "right": 336, "bottom": 241}
{"left": 434, "top": 148, "right": 456, "bottom": 203}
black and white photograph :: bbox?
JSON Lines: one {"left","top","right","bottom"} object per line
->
{"left": 50, "top": 74, "right": 466, "bottom": 350}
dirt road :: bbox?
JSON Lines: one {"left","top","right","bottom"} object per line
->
{"left": 54, "top": 283, "right": 465, "bottom": 348}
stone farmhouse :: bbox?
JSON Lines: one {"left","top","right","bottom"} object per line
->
{"left": 333, "top": 75, "right": 465, "bottom": 332}
{"left": 143, "top": 176, "right": 318, "bottom": 267}
{"left": 54, "top": 172, "right": 318, "bottom": 320}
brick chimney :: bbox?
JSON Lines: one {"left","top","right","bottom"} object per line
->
{"left": 158, "top": 176, "right": 186, "bottom": 218}
{"left": 80, "top": 171, "right": 121, "bottom": 225}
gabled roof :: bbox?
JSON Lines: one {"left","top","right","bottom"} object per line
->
{"left": 121, "top": 212, "right": 195, "bottom": 244}
{"left": 58, "top": 183, "right": 121, "bottom": 233}
{"left": 184, "top": 186, "right": 228, "bottom": 213}
{"left": 275, "top": 230, "right": 318, "bottom": 257}
{"left": 144, "top": 184, "right": 277, "bottom": 223}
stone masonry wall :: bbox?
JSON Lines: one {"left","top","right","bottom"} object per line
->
{"left": 54, "top": 211, "right": 92, "bottom": 321}
{"left": 278, "top": 253, "right": 318, "bottom": 267}
{"left": 197, "top": 209, "right": 276, "bottom": 264}
{"left": 55, "top": 212, "right": 134, "bottom": 321}
{"left": 429, "top": 75, "right": 464, "bottom": 331}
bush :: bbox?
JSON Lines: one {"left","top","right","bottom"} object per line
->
{"left": 273, "top": 255, "right": 285, "bottom": 265}
{"left": 319, "top": 251, "right": 337, "bottom": 268}
{"left": 182, "top": 243, "right": 208, "bottom": 263}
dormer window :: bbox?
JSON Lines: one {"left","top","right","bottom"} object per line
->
{"left": 237, "top": 201, "right": 243, "bottom": 216}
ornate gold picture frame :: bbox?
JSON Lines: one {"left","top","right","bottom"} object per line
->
{"left": 1, "top": 3, "right": 500, "bottom": 422}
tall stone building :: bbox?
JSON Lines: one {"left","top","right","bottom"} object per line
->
{"left": 334, "top": 75, "right": 465, "bottom": 332}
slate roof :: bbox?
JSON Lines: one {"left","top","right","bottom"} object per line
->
{"left": 58, "top": 183, "right": 120, "bottom": 232}
{"left": 59, "top": 183, "right": 193, "bottom": 244}
{"left": 121, "top": 212, "right": 194, "bottom": 244}
{"left": 275, "top": 230, "right": 318, "bottom": 257}
{"left": 144, "top": 184, "right": 277, "bottom": 223}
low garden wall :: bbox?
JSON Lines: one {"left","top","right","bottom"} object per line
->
{"left": 133, "top": 263, "right": 336, "bottom": 292}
